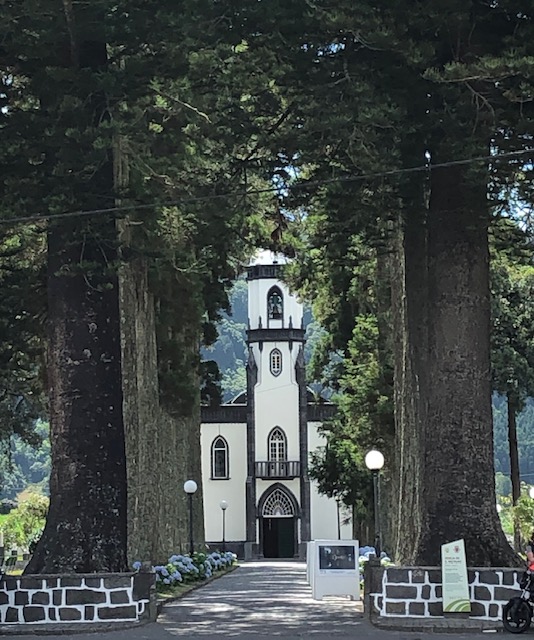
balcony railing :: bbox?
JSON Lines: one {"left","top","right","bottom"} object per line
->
{"left": 255, "top": 461, "right": 300, "bottom": 479}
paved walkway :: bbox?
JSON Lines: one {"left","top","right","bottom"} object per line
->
{"left": 159, "top": 561, "right": 364, "bottom": 638}
{"left": 9, "top": 561, "right": 504, "bottom": 639}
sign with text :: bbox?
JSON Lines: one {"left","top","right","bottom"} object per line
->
{"left": 441, "top": 538, "right": 471, "bottom": 613}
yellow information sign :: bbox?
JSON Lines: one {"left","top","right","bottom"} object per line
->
{"left": 441, "top": 538, "right": 471, "bottom": 613}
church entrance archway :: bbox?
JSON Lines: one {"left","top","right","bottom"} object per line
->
{"left": 259, "top": 484, "right": 299, "bottom": 558}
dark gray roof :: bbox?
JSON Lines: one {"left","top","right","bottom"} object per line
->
{"left": 201, "top": 402, "right": 336, "bottom": 424}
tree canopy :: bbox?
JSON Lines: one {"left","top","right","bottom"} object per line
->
{"left": 1, "top": 0, "right": 533, "bottom": 568}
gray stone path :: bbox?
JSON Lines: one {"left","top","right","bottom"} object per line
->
{"left": 158, "top": 560, "right": 364, "bottom": 638}
{"left": 7, "top": 561, "right": 506, "bottom": 639}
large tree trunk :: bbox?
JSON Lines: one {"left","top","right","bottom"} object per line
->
{"left": 119, "top": 256, "right": 162, "bottom": 563}
{"left": 119, "top": 256, "right": 204, "bottom": 564}
{"left": 390, "top": 207, "right": 428, "bottom": 563}
{"left": 25, "top": 11, "right": 128, "bottom": 572}
{"left": 413, "top": 163, "right": 516, "bottom": 566}
{"left": 26, "top": 216, "right": 127, "bottom": 573}
{"left": 389, "top": 130, "right": 429, "bottom": 563}
{"left": 374, "top": 245, "right": 395, "bottom": 553}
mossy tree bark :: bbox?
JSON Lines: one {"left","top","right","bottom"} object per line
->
{"left": 389, "top": 208, "right": 428, "bottom": 563}
{"left": 119, "top": 256, "right": 204, "bottom": 565}
{"left": 388, "top": 133, "right": 429, "bottom": 563}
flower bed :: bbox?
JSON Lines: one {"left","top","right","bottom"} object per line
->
{"left": 359, "top": 545, "right": 393, "bottom": 589}
{"left": 132, "top": 551, "right": 237, "bottom": 592}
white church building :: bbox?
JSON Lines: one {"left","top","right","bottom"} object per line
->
{"left": 200, "top": 250, "right": 351, "bottom": 559}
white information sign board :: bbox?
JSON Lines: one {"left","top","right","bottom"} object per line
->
{"left": 311, "top": 539, "right": 360, "bottom": 600}
{"left": 307, "top": 540, "right": 324, "bottom": 587}
{"left": 441, "top": 538, "right": 471, "bottom": 613}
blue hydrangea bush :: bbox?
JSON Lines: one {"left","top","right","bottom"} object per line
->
{"left": 132, "top": 551, "right": 237, "bottom": 590}
{"left": 358, "top": 545, "right": 393, "bottom": 585}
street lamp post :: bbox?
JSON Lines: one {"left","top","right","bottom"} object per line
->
{"left": 220, "top": 500, "right": 228, "bottom": 552}
{"left": 184, "top": 480, "right": 198, "bottom": 556}
{"left": 365, "top": 449, "right": 385, "bottom": 558}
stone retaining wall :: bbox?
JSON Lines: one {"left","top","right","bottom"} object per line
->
{"left": 0, "top": 571, "right": 156, "bottom": 626}
{"left": 366, "top": 565, "right": 522, "bottom": 621}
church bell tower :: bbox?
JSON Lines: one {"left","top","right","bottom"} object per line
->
{"left": 244, "top": 250, "right": 310, "bottom": 559}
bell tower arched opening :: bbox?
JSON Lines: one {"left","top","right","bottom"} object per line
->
{"left": 267, "top": 286, "right": 283, "bottom": 321}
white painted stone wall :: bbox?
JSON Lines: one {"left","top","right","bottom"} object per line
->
{"left": 369, "top": 566, "right": 522, "bottom": 620}
{"left": 0, "top": 573, "right": 153, "bottom": 625}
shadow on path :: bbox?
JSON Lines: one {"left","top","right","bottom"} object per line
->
{"left": 159, "top": 561, "right": 363, "bottom": 638}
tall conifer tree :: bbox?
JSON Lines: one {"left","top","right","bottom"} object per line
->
{"left": 1, "top": 0, "right": 285, "bottom": 569}
{"left": 233, "top": 0, "right": 533, "bottom": 564}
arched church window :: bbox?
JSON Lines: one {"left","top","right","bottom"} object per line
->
{"left": 262, "top": 488, "right": 294, "bottom": 517}
{"left": 267, "top": 287, "right": 283, "bottom": 320}
{"left": 268, "top": 427, "right": 287, "bottom": 462}
{"left": 211, "top": 436, "right": 229, "bottom": 479}
{"left": 270, "top": 349, "right": 282, "bottom": 376}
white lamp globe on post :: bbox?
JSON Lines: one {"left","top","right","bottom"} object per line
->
{"left": 365, "top": 450, "right": 385, "bottom": 557}
{"left": 184, "top": 480, "right": 198, "bottom": 556}
{"left": 220, "top": 500, "right": 228, "bottom": 552}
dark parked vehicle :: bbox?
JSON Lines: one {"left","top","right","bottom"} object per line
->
{"left": 503, "top": 571, "right": 534, "bottom": 633}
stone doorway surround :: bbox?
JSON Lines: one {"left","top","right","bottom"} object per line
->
{"left": 257, "top": 484, "right": 300, "bottom": 559}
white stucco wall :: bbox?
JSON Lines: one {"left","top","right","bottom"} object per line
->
{"left": 248, "top": 276, "right": 303, "bottom": 331}
{"left": 200, "top": 423, "right": 247, "bottom": 543}
{"left": 253, "top": 342, "right": 300, "bottom": 460}
{"left": 308, "top": 422, "right": 352, "bottom": 540}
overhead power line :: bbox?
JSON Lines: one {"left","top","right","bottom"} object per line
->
{"left": 0, "top": 148, "right": 532, "bottom": 228}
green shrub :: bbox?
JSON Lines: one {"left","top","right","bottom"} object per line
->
{"left": 1, "top": 493, "right": 48, "bottom": 549}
